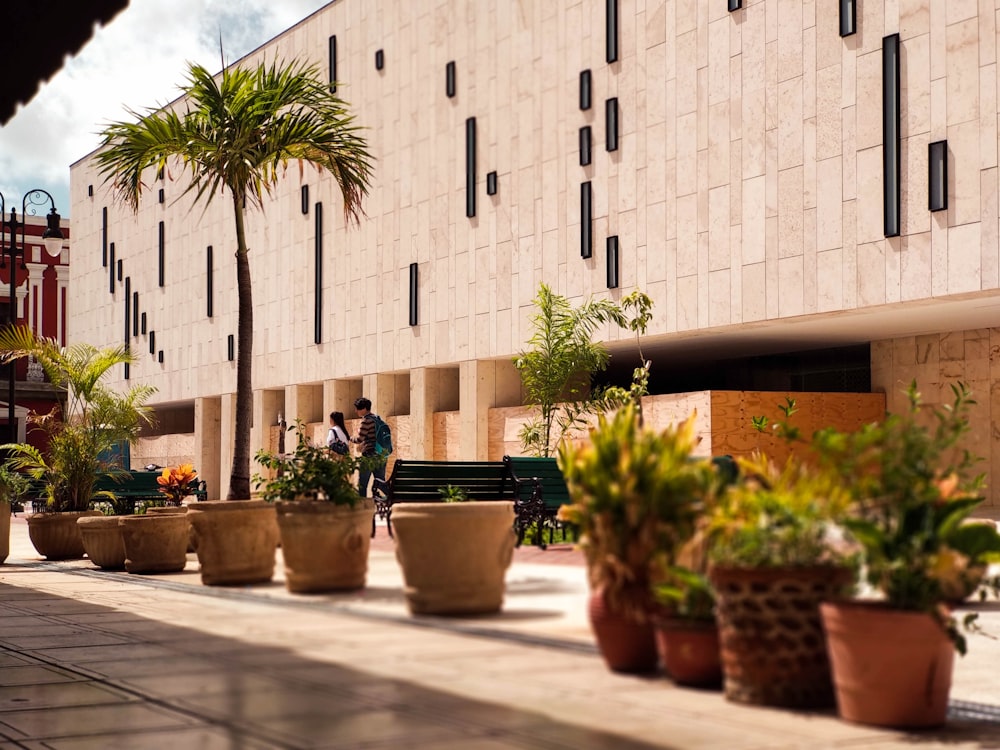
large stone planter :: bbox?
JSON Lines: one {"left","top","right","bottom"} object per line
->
{"left": 26, "top": 511, "right": 103, "bottom": 560}
{"left": 146, "top": 505, "right": 194, "bottom": 552}
{"left": 188, "top": 500, "right": 278, "bottom": 586}
{"left": 276, "top": 498, "right": 374, "bottom": 593}
{"left": 0, "top": 503, "right": 10, "bottom": 564}
{"left": 392, "top": 501, "right": 516, "bottom": 615}
{"left": 77, "top": 515, "right": 126, "bottom": 569}
{"left": 119, "top": 514, "right": 190, "bottom": 574}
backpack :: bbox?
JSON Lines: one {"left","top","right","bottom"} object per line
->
{"left": 372, "top": 414, "right": 393, "bottom": 456}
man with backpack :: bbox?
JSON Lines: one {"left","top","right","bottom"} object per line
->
{"left": 351, "top": 396, "right": 392, "bottom": 497}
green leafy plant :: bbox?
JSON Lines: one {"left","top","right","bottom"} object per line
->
{"left": 438, "top": 485, "right": 469, "bottom": 503}
{"left": 97, "top": 58, "right": 373, "bottom": 499}
{"left": 706, "top": 451, "right": 856, "bottom": 569}
{"left": 0, "top": 462, "right": 32, "bottom": 510}
{"left": 514, "top": 284, "right": 653, "bottom": 457}
{"left": 557, "top": 402, "right": 724, "bottom": 623}
{"left": 0, "top": 327, "right": 156, "bottom": 513}
{"left": 653, "top": 565, "right": 716, "bottom": 622}
{"left": 254, "top": 420, "right": 360, "bottom": 506}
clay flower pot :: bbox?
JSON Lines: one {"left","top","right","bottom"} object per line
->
{"left": 77, "top": 515, "right": 126, "bottom": 570}
{"left": 654, "top": 617, "right": 722, "bottom": 688}
{"left": 27, "top": 511, "right": 103, "bottom": 560}
{"left": 588, "top": 589, "right": 658, "bottom": 674}
{"left": 821, "top": 601, "right": 954, "bottom": 728}
{"left": 119, "top": 514, "right": 190, "bottom": 574}
{"left": 188, "top": 500, "right": 278, "bottom": 586}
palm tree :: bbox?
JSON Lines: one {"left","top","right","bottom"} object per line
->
{"left": 0, "top": 326, "right": 156, "bottom": 511}
{"left": 95, "top": 59, "right": 373, "bottom": 499}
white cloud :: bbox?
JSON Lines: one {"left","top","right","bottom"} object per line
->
{"left": 0, "top": 0, "right": 330, "bottom": 218}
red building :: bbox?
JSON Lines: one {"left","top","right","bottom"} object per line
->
{"left": 0, "top": 212, "right": 69, "bottom": 447}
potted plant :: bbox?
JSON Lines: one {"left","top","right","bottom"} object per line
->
{"left": 651, "top": 565, "right": 722, "bottom": 687}
{"left": 0, "top": 328, "right": 155, "bottom": 560}
{"left": 705, "top": 444, "right": 856, "bottom": 709}
{"left": 0, "top": 462, "right": 31, "bottom": 564}
{"left": 254, "top": 421, "right": 373, "bottom": 594}
{"left": 813, "top": 381, "right": 1000, "bottom": 728}
{"left": 391, "top": 480, "right": 516, "bottom": 616}
{"left": 557, "top": 402, "right": 720, "bottom": 673}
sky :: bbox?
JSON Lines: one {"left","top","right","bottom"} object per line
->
{"left": 0, "top": 0, "right": 332, "bottom": 220}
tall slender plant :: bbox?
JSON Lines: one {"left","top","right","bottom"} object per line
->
{"left": 0, "top": 326, "right": 156, "bottom": 512}
{"left": 96, "top": 58, "right": 373, "bottom": 499}
{"left": 514, "top": 284, "right": 653, "bottom": 457}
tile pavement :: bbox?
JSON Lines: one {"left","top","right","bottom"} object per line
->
{"left": 0, "top": 514, "right": 997, "bottom": 749}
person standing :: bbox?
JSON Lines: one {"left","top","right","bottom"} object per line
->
{"left": 352, "top": 397, "right": 385, "bottom": 496}
{"left": 326, "top": 411, "right": 350, "bottom": 455}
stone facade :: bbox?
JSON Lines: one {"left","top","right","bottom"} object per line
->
{"left": 68, "top": 1, "right": 1000, "bottom": 503}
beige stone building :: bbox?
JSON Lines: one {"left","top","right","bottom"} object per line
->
{"left": 69, "top": 0, "right": 1000, "bottom": 507}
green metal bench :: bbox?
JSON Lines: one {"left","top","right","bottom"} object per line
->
{"left": 503, "top": 456, "right": 573, "bottom": 548}
{"left": 374, "top": 459, "right": 518, "bottom": 537}
{"left": 30, "top": 470, "right": 207, "bottom": 513}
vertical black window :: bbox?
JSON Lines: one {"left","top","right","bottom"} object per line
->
{"left": 101, "top": 207, "right": 108, "bottom": 267}
{"left": 124, "top": 277, "right": 131, "bottom": 379}
{"left": 606, "top": 0, "right": 619, "bottom": 63}
{"left": 141, "top": 312, "right": 147, "bottom": 335}
{"left": 446, "top": 61, "right": 456, "bottom": 97}
{"left": 466, "top": 117, "right": 477, "bottom": 218}
{"left": 109, "top": 242, "right": 115, "bottom": 293}
{"left": 301, "top": 185, "right": 309, "bottom": 215}
{"left": 149, "top": 330, "right": 155, "bottom": 355}
{"left": 581, "top": 182, "right": 593, "bottom": 259}
{"left": 839, "top": 0, "right": 856, "bottom": 36}
{"left": 117, "top": 259, "right": 123, "bottom": 282}
{"left": 206, "top": 245, "right": 214, "bottom": 318}
{"left": 158, "top": 188, "right": 164, "bottom": 204}
{"left": 929, "top": 140, "right": 948, "bottom": 212}
{"left": 329, "top": 35, "right": 337, "bottom": 93}
{"left": 132, "top": 291, "right": 139, "bottom": 336}
{"left": 88, "top": 185, "right": 94, "bottom": 197}
{"left": 606, "top": 98, "right": 619, "bottom": 152}
{"left": 314, "top": 202, "right": 323, "bottom": 344}
{"left": 375, "top": 49, "right": 384, "bottom": 70}
{"left": 158, "top": 221, "right": 166, "bottom": 286}
{"left": 580, "top": 70, "right": 592, "bottom": 110}
{"left": 606, "top": 236, "right": 619, "bottom": 288}
{"left": 580, "top": 126, "right": 592, "bottom": 166}
{"left": 883, "top": 34, "right": 901, "bottom": 237}
{"left": 486, "top": 171, "right": 497, "bottom": 196}
{"left": 729, "top": 0, "right": 742, "bottom": 10}
{"left": 227, "top": 334, "right": 234, "bottom": 361}
{"left": 409, "top": 262, "right": 418, "bottom": 326}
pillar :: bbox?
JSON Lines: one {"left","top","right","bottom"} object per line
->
{"left": 195, "top": 396, "right": 222, "bottom": 501}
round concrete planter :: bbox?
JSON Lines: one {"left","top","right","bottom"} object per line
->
{"left": 77, "top": 515, "right": 126, "bottom": 570}
{"left": 0, "top": 503, "right": 10, "bottom": 564}
{"left": 27, "top": 511, "right": 103, "bottom": 560}
{"left": 276, "top": 498, "right": 374, "bottom": 593}
{"left": 146, "top": 505, "right": 194, "bottom": 552}
{"left": 119, "top": 514, "right": 190, "bottom": 574}
{"left": 391, "top": 500, "right": 516, "bottom": 615}
{"left": 188, "top": 500, "right": 278, "bottom": 586}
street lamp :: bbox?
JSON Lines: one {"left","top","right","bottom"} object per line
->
{"left": 0, "top": 189, "right": 64, "bottom": 443}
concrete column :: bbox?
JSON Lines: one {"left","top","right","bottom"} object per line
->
{"left": 286, "top": 384, "right": 323, "bottom": 426}
{"left": 410, "top": 367, "right": 460, "bottom": 460}
{"left": 324, "top": 379, "right": 362, "bottom": 417}
{"left": 25, "top": 263, "right": 46, "bottom": 336}
{"left": 253, "top": 389, "right": 285, "bottom": 456}
{"left": 219, "top": 392, "right": 237, "bottom": 500}
{"left": 458, "top": 359, "right": 522, "bottom": 460}
{"left": 54, "top": 266, "right": 68, "bottom": 345}
{"left": 195, "top": 397, "right": 222, "bottom": 501}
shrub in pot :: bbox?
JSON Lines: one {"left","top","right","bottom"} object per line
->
{"left": 705, "top": 447, "right": 856, "bottom": 709}
{"left": 254, "top": 421, "right": 373, "bottom": 594}
{"left": 0, "top": 328, "right": 154, "bottom": 560}
{"left": 558, "top": 402, "right": 722, "bottom": 674}
{"left": 0, "top": 463, "right": 31, "bottom": 564}
{"left": 651, "top": 565, "right": 722, "bottom": 688}
{"left": 811, "top": 382, "right": 1000, "bottom": 728}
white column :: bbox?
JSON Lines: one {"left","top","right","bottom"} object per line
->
{"left": 54, "top": 266, "right": 69, "bottom": 346}
{"left": 25, "top": 263, "right": 46, "bottom": 336}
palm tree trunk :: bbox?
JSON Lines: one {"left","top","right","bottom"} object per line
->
{"left": 228, "top": 195, "right": 253, "bottom": 500}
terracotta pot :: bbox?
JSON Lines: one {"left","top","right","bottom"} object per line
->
{"left": 187, "top": 500, "right": 278, "bottom": 586}
{"left": 709, "top": 564, "right": 852, "bottom": 708}
{"left": 588, "top": 590, "right": 659, "bottom": 674}
{"left": 654, "top": 617, "right": 722, "bottom": 687}
{"left": 276, "top": 498, "right": 374, "bottom": 593}
{"left": 77, "top": 515, "right": 126, "bottom": 569}
{"left": 821, "top": 601, "right": 954, "bottom": 728}
{"left": 392, "top": 501, "right": 516, "bottom": 615}
{"left": 0, "top": 503, "right": 10, "bottom": 564}
{"left": 119, "top": 514, "right": 190, "bottom": 574}
{"left": 146, "top": 505, "right": 195, "bottom": 552}
{"left": 26, "top": 511, "right": 103, "bottom": 560}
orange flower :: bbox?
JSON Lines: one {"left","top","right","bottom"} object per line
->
{"left": 157, "top": 464, "right": 198, "bottom": 504}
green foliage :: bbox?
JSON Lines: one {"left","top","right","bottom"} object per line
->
{"left": 653, "top": 566, "right": 716, "bottom": 622}
{"left": 558, "top": 402, "right": 725, "bottom": 622}
{"left": 96, "top": 57, "right": 374, "bottom": 499}
{"left": 0, "top": 327, "right": 156, "bottom": 513}
{"left": 0, "top": 462, "right": 32, "bottom": 506}
{"left": 438, "top": 485, "right": 469, "bottom": 503}
{"left": 514, "top": 284, "right": 654, "bottom": 457}
{"left": 253, "top": 420, "right": 360, "bottom": 506}
{"left": 707, "top": 452, "right": 856, "bottom": 569}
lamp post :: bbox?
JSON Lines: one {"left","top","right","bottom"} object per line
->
{"left": 0, "top": 190, "right": 64, "bottom": 443}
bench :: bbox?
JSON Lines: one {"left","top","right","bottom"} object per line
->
{"left": 503, "top": 456, "right": 573, "bottom": 548}
{"left": 373, "top": 459, "right": 518, "bottom": 537}
{"left": 30, "top": 470, "right": 207, "bottom": 513}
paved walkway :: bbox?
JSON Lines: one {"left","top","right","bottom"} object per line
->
{"left": 0, "top": 515, "right": 998, "bottom": 749}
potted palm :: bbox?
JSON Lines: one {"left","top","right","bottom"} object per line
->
{"left": 814, "top": 381, "right": 1000, "bottom": 728}
{"left": 705, "top": 443, "right": 856, "bottom": 709}
{"left": 0, "top": 328, "right": 155, "bottom": 560}
{"left": 557, "top": 403, "right": 720, "bottom": 673}
{"left": 254, "top": 421, "right": 373, "bottom": 594}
